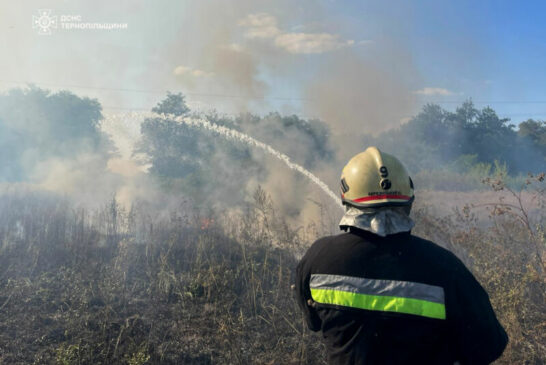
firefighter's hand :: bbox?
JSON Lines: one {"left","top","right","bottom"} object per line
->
{"left": 307, "top": 299, "right": 317, "bottom": 308}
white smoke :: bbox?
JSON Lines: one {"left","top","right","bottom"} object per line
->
{"left": 101, "top": 111, "right": 343, "bottom": 210}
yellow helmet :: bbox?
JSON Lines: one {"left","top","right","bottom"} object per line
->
{"left": 340, "top": 147, "right": 414, "bottom": 208}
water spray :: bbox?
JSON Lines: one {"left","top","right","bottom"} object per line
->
{"left": 103, "top": 112, "right": 343, "bottom": 210}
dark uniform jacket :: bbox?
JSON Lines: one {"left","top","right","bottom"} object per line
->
{"left": 295, "top": 228, "right": 508, "bottom": 365}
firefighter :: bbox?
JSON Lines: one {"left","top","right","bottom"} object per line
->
{"left": 295, "top": 146, "right": 508, "bottom": 365}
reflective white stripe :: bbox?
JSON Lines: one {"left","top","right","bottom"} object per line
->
{"left": 310, "top": 274, "right": 445, "bottom": 304}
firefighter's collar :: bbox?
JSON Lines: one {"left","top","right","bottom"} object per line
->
{"left": 339, "top": 206, "right": 414, "bottom": 237}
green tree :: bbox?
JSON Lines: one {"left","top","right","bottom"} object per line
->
{"left": 471, "top": 106, "right": 517, "bottom": 167}
{"left": 367, "top": 101, "right": 544, "bottom": 174}
{"left": 518, "top": 119, "right": 546, "bottom": 148}
{"left": 140, "top": 92, "right": 203, "bottom": 178}
{"left": 516, "top": 119, "right": 546, "bottom": 171}
{"left": 139, "top": 93, "right": 261, "bottom": 206}
{"left": 151, "top": 92, "right": 190, "bottom": 117}
{"left": 0, "top": 86, "right": 108, "bottom": 182}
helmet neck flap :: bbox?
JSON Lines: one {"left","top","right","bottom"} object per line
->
{"left": 339, "top": 205, "right": 414, "bottom": 237}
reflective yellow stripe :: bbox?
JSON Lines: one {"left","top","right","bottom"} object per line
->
{"left": 311, "top": 288, "right": 446, "bottom": 320}
{"left": 310, "top": 274, "right": 445, "bottom": 304}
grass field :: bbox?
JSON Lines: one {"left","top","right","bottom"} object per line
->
{"left": 0, "top": 175, "right": 544, "bottom": 364}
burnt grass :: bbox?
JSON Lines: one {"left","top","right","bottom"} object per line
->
{"left": 0, "top": 179, "right": 545, "bottom": 364}
{"left": 0, "top": 193, "right": 327, "bottom": 364}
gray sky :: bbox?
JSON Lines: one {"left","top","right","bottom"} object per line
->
{"left": 2, "top": 0, "right": 546, "bottom": 126}
{"left": 1, "top": 0, "right": 417, "bottom": 138}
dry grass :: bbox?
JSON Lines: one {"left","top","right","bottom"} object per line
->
{"left": 0, "top": 192, "right": 326, "bottom": 364}
{"left": 413, "top": 173, "right": 546, "bottom": 364}
{"left": 0, "top": 175, "right": 544, "bottom": 364}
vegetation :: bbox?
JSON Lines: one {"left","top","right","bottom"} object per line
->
{"left": 0, "top": 190, "right": 327, "bottom": 364}
{"left": 366, "top": 101, "right": 546, "bottom": 175}
{"left": 0, "top": 87, "right": 108, "bottom": 182}
{"left": 0, "top": 87, "right": 544, "bottom": 363}
{"left": 0, "top": 174, "right": 544, "bottom": 364}
{"left": 412, "top": 173, "right": 545, "bottom": 364}
{"left": 138, "top": 92, "right": 334, "bottom": 208}
{"left": 0, "top": 87, "right": 543, "bottom": 197}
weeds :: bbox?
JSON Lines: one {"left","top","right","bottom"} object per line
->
{"left": 0, "top": 177, "right": 544, "bottom": 364}
{"left": 413, "top": 172, "right": 545, "bottom": 364}
{"left": 0, "top": 190, "right": 326, "bottom": 364}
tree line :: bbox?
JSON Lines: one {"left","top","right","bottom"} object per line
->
{"left": 366, "top": 101, "right": 545, "bottom": 174}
